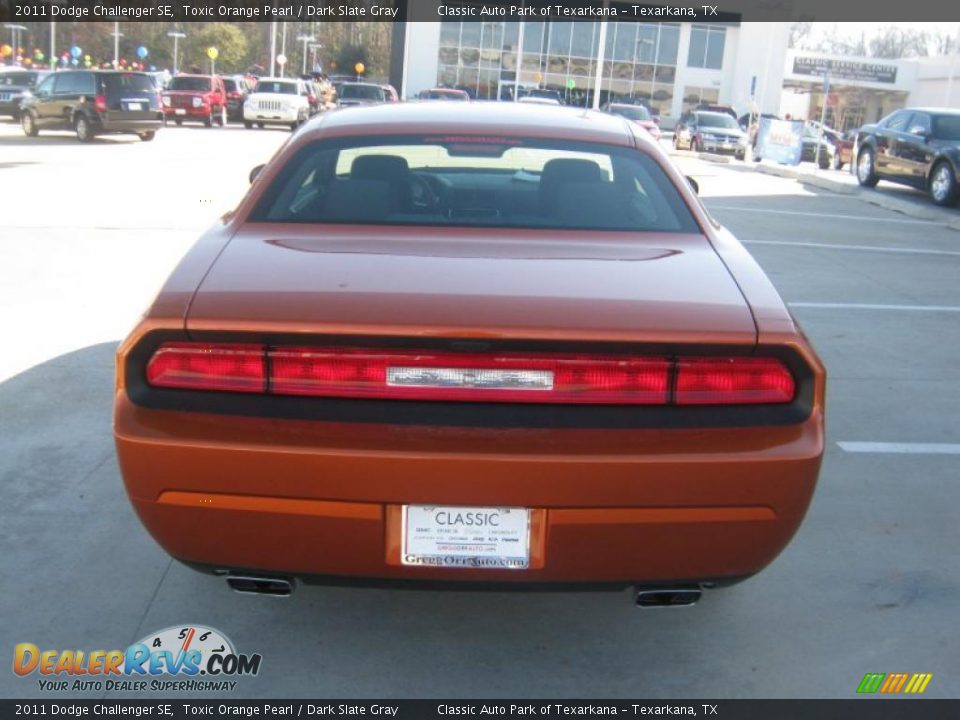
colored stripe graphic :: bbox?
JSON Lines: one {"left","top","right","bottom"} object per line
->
{"left": 904, "top": 674, "right": 933, "bottom": 694}
{"left": 857, "top": 673, "right": 886, "bottom": 693}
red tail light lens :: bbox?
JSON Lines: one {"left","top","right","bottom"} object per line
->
{"left": 270, "top": 348, "right": 669, "bottom": 404}
{"left": 143, "top": 344, "right": 796, "bottom": 406}
{"left": 94, "top": 95, "right": 107, "bottom": 113}
{"left": 146, "top": 343, "right": 266, "bottom": 393}
{"left": 675, "top": 358, "right": 795, "bottom": 405}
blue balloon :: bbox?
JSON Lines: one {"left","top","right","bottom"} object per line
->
{"left": 70, "top": 46, "right": 82, "bottom": 59}
{"left": 149, "top": 64, "right": 156, "bottom": 71}
{"left": 137, "top": 46, "right": 148, "bottom": 59}
{"left": 70, "top": 57, "right": 78, "bottom": 66}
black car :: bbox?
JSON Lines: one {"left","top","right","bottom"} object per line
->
{"left": 801, "top": 125, "right": 838, "bottom": 170}
{"left": 20, "top": 70, "right": 163, "bottom": 142}
{"left": 0, "top": 69, "right": 49, "bottom": 120}
{"left": 855, "top": 107, "right": 960, "bottom": 206}
{"left": 223, "top": 76, "right": 249, "bottom": 121}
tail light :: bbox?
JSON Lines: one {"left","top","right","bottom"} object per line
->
{"left": 307, "top": 94, "right": 315, "bottom": 104}
{"left": 145, "top": 343, "right": 796, "bottom": 406}
{"left": 94, "top": 95, "right": 107, "bottom": 113}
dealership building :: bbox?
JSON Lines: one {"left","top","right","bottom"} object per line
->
{"left": 397, "top": 13, "right": 960, "bottom": 130}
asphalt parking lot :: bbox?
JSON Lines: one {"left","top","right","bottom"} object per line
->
{"left": 1, "top": 118, "right": 958, "bottom": 699}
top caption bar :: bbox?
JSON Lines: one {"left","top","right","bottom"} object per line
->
{"left": 1, "top": 0, "right": 958, "bottom": 23}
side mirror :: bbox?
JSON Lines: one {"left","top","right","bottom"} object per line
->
{"left": 249, "top": 164, "right": 265, "bottom": 184}
{"left": 653, "top": 116, "right": 661, "bottom": 126}
{"left": 686, "top": 176, "right": 699, "bottom": 194}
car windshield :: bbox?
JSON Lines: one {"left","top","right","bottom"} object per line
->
{"left": 428, "top": 90, "right": 467, "bottom": 100}
{"left": 256, "top": 81, "right": 298, "bottom": 95}
{"left": 0, "top": 72, "right": 37, "bottom": 87}
{"left": 102, "top": 74, "right": 155, "bottom": 95}
{"left": 698, "top": 113, "right": 740, "bottom": 129}
{"left": 340, "top": 84, "right": 384, "bottom": 100}
{"left": 610, "top": 105, "right": 652, "bottom": 121}
{"left": 933, "top": 114, "right": 960, "bottom": 141}
{"left": 250, "top": 136, "right": 699, "bottom": 233}
{"left": 169, "top": 77, "right": 210, "bottom": 91}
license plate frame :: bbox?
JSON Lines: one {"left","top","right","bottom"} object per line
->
{"left": 401, "top": 505, "right": 531, "bottom": 569}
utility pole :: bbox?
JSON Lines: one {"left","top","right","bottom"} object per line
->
{"left": 591, "top": 21, "right": 609, "bottom": 109}
{"left": 270, "top": 21, "right": 277, "bottom": 77}
{"left": 298, "top": 33, "right": 315, "bottom": 75}
{"left": 167, "top": 30, "right": 185, "bottom": 74}
{"left": 111, "top": 22, "right": 122, "bottom": 68}
{"left": 50, "top": 22, "right": 55, "bottom": 71}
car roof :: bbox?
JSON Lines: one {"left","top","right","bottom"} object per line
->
{"left": 904, "top": 107, "right": 960, "bottom": 116}
{"left": 304, "top": 102, "right": 638, "bottom": 147}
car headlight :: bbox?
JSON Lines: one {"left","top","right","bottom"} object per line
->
{"left": 192, "top": 96, "right": 204, "bottom": 108}
{"left": 162, "top": 95, "right": 171, "bottom": 107}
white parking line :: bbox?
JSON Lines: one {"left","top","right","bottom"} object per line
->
{"left": 839, "top": 442, "right": 960, "bottom": 455}
{"left": 790, "top": 302, "right": 960, "bottom": 312}
{"left": 741, "top": 239, "right": 960, "bottom": 257}
{"left": 707, "top": 205, "right": 938, "bottom": 225}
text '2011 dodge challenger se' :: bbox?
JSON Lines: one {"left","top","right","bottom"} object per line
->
{"left": 114, "top": 103, "right": 825, "bottom": 605}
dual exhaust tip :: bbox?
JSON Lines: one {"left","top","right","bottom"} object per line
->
{"left": 225, "top": 574, "right": 702, "bottom": 606}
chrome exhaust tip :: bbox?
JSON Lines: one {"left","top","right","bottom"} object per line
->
{"left": 634, "top": 587, "right": 701, "bottom": 608}
{"left": 226, "top": 574, "right": 295, "bottom": 596}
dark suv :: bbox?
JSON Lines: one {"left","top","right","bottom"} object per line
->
{"left": 0, "top": 69, "right": 49, "bottom": 120}
{"left": 20, "top": 70, "right": 162, "bottom": 142}
{"left": 855, "top": 107, "right": 960, "bottom": 206}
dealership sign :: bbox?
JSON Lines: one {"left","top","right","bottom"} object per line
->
{"left": 792, "top": 56, "right": 898, "bottom": 84}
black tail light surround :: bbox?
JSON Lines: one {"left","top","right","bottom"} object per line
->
{"left": 125, "top": 331, "right": 815, "bottom": 429}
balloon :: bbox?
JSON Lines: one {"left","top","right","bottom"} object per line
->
{"left": 137, "top": 46, "right": 148, "bottom": 59}
{"left": 206, "top": 47, "right": 218, "bottom": 60}
{"left": 149, "top": 65, "right": 156, "bottom": 71}
{"left": 85, "top": 54, "right": 90, "bottom": 60}
{"left": 70, "top": 46, "right": 82, "bottom": 59}
{"left": 84, "top": 59, "right": 92, "bottom": 68}
{"left": 354, "top": 62, "right": 365, "bottom": 75}
{"left": 70, "top": 58, "right": 78, "bottom": 66}
{"left": 0, "top": 46, "right": 12, "bottom": 60}
{"left": 35, "top": 51, "right": 45, "bottom": 61}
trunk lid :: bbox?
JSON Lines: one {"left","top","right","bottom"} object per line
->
{"left": 186, "top": 227, "right": 757, "bottom": 345}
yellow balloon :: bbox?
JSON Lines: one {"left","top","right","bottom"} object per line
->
{"left": 0, "top": 45, "right": 11, "bottom": 58}
{"left": 354, "top": 62, "right": 365, "bottom": 74}
{"left": 207, "top": 47, "right": 219, "bottom": 60}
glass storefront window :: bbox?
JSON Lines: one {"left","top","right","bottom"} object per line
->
{"left": 687, "top": 25, "right": 726, "bottom": 70}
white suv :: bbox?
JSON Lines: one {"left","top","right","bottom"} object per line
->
{"left": 244, "top": 78, "right": 311, "bottom": 131}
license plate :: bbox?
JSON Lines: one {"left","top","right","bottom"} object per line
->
{"left": 174, "top": 108, "right": 186, "bottom": 115}
{"left": 125, "top": 102, "right": 144, "bottom": 111}
{"left": 401, "top": 505, "right": 530, "bottom": 569}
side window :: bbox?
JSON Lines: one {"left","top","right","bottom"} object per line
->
{"left": 54, "top": 72, "right": 95, "bottom": 96}
{"left": 908, "top": 113, "right": 931, "bottom": 136}
{"left": 34, "top": 75, "right": 55, "bottom": 96}
{"left": 883, "top": 111, "right": 911, "bottom": 132}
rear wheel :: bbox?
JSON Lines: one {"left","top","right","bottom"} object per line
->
{"left": 243, "top": 121, "right": 253, "bottom": 129}
{"left": 256, "top": 122, "right": 264, "bottom": 129}
{"left": 174, "top": 118, "right": 183, "bottom": 126}
{"left": 139, "top": 131, "right": 156, "bottom": 142}
{"left": 929, "top": 161, "right": 958, "bottom": 206}
{"left": 817, "top": 152, "right": 830, "bottom": 170}
{"left": 75, "top": 114, "right": 94, "bottom": 142}
{"left": 21, "top": 111, "right": 38, "bottom": 137}
{"left": 203, "top": 110, "right": 214, "bottom": 128}
{"left": 856, "top": 147, "right": 879, "bottom": 187}
{"left": 690, "top": 138, "right": 700, "bottom": 153}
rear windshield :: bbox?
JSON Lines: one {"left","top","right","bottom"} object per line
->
{"left": 609, "top": 105, "right": 651, "bottom": 121}
{"left": 256, "top": 81, "right": 298, "bottom": 95}
{"left": 102, "top": 74, "right": 156, "bottom": 95}
{"left": 934, "top": 115, "right": 960, "bottom": 141}
{"left": 168, "top": 76, "right": 210, "bottom": 91}
{"left": 0, "top": 72, "right": 38, "bottom": 87}
{"left": 340, "top": 84, "right": 384, "bottom": 100}
{"left": 250, "top": 136, "right": 699, "bottom": 233}
{"left": 223, "top": 79, "right": 240, "bottom": 92}
{"left": 427, "top": 90, "right": 467, "bottom": 100}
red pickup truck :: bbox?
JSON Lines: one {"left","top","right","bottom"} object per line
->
{"left": 161, "top": 74, "right": 228, "bottom": 127}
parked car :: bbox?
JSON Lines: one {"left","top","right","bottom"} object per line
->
{"left": 222, "top": 76, "right": 248, "bottom": 121}
{"left": 20, "top": 70, "right": 162, "bottom": 142}
{"left": 418, "top": 87, "right": 470, "bottom": 101}
{"left": 800, "top": 124, "right": 839, "bottom": 170}
{"left": 695, "top": 103, "right": 738, "bottom": 120}
{"left": 0, "top": 68, "right": 49, "bottom": 120}
{"left": 336, "top": 82, "right": 387, "bottom": 107}
{"left": 804, "top": 122, "right": 854, "bottom": 170}
{"left": 243, "top": 77, "right": 311, "bottom": 130}
{"left": 674, "top": 110, "right": 749, "bottom": 159}
{"left": 855, "top": 107, "right": 960, "bottom": 206}
{"left": 114, "top": 103, "right": 824, "bottom": 603}
{"left": 162, "top": 74, "right": 228, "bottom": 127}
{"left": 601, "top": 102, "right": 661, "bottom": 141}
{"left": 518, "top": 96, "right": 561, "bottom": 106}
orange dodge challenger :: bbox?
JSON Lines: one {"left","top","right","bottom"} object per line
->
{"left": 115, "top": 104, "right": 825, "bottom": 605}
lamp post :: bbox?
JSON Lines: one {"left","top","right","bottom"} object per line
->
{"left": 111, "top": 22, "right": 123, "bottom": 68}
{"left": 167, "top": 30, "right": 185, "bottom": 74}
{"left": 309, "top": 42, "right": 323, "bottom": 74}
{"left": 297, "top": 34, "right": 315, "bottom": 75}
{"left": 4, "top": 24, "right": 27, "bottom": 65}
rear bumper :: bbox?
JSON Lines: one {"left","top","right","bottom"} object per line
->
{"left": 98, "top": 117, "right": 163, "bottom": 133}
{"left": 115, "top": 394, "right": 823, "bottom": 586}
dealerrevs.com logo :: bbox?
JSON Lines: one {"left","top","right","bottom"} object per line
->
{"left": 13, "top": 625, "right": 261, "bottom": 693}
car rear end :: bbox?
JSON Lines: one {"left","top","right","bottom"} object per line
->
{"left": 223, "top": 78, "right": 247, "bottom": 120}
{"left": 0, "top": 70, "right": 44, "bottom": 119}
{"left": 114, "top": 112, "right": 824, "bottom": 597}
{"left": 96, "top": 72, "right": 163, "bottom": 133}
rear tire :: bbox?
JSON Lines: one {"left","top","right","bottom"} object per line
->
{"left": 856, "top": 147, "right": 879, "bottom": 187}
{"left": 256, "top": 122, "right": 264, "bottom": 129}
{"left": 21, "top": 111, "right": 38, "bottom": 137}
{"left": 929, "top": 161, "right": 958, "bottom": 207}
{"left": 174, "top": 119, "right": 182, "bottom": 126}
{"left": 139, "top": 131, "right": 156, "bottom": 142}
{"left": 75, "top": 114, "right": 94, "bottom": 142}
{"left": 243, "top": 121, "right": 253, "bottom": 129}
{"left": 203, "top": 110, "right": 213, "bottom": 128}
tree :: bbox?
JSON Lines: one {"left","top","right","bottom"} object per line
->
{"left": 788, "top": 22, "right": 813, "bottom": 49}
{"left": 183, "top": 23, "right": 248, "bottom": 73}
{"left": 868, "top": 27, "right": 932, "bottom": 59}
